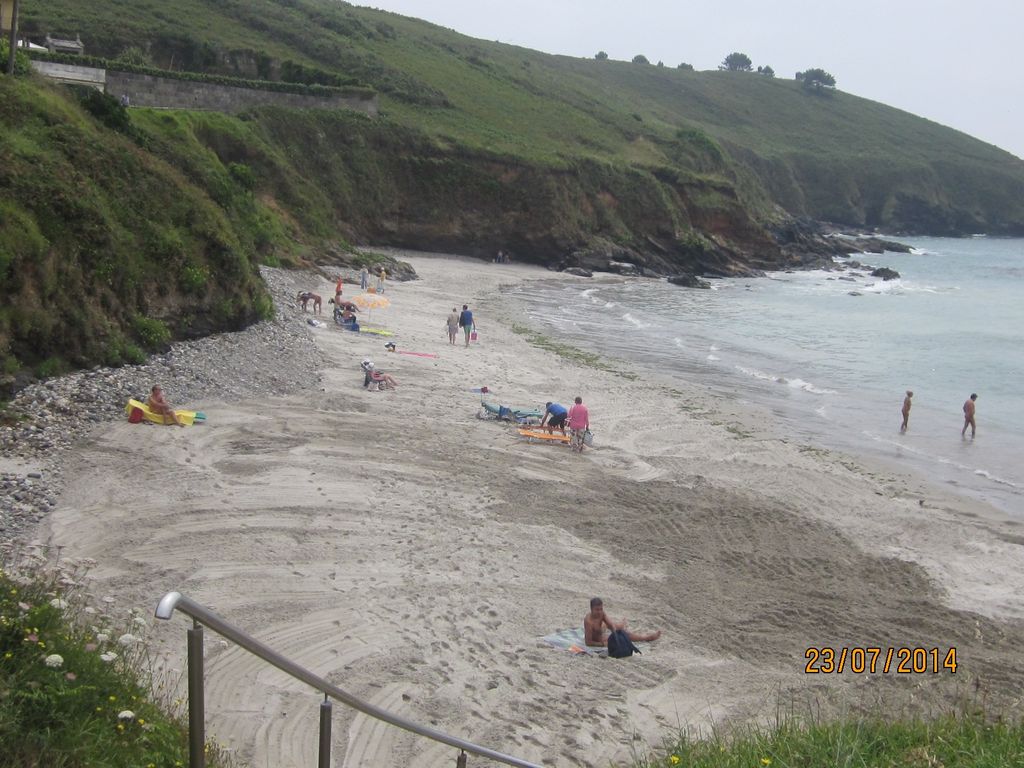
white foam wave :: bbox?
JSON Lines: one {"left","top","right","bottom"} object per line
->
{"left": 735, "top": 365, "right": 779, "bottom": 383}
{"left": 709, "top": 344, "right": 720, "bottom": 351}
{"left": 787, "top": 378, "right": 837, "bottom": 395}
{"left": 580, "top": 288, "right": 598, "bottom": 299}
{"left": 734, "top": 366, "right": 835, "bottom": 394}
{"left": 974, "top": 469, "right": 1018, "bottom": 488}
{"left": 603, "top": 301, "right": 617, "bottom": 308}
{"left": 707, "top": 354, "right": 720, "bottom": 361}
{"left": 622, "top": 312, "right": 652, "bottom": 329}
{"left": 860, "top": 280, "right": 904, "bottom": 294}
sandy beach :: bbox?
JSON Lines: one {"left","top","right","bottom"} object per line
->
{"left": 36, "top": 253, "right": 1024, "bottom": 767}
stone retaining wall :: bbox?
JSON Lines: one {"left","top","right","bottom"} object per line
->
{"left": 29, "top": 61, "right": 377, "bottom": 116}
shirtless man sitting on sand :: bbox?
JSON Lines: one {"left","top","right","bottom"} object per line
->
{"left": 147, "top": 385, "right": 185, "bottom": 427}
{"left": 584, "top": 597, "right": 661, "bottom": 648}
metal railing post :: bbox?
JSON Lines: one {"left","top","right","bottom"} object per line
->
{"left": 318, "top": 695, "right": 333, "bottom": 768}
{"left": 187, "top": 621, "right": 206, "bottom": 768}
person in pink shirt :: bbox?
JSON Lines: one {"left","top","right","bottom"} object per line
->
{"left": 567, "top": 396, "right": 590, "bottom": 452}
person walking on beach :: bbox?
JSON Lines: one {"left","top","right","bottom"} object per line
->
{"left": 540, "top": 401, "right": 568, "bottom": 436}
{"left": 458, "top": 304, "right": 474, "bottom": 347}
{"left": 584, "top": 598, "right": 660, "bottom": 648}
{"left": 567, "top": 396, "right": 590, "bottom": 452}
{"left": 446, "top": 307, "right": 460, "bottom": 345}
{"left": 962, "top": 393, "right": 978, "bottom": 438}
{"left": 900, "top": 390, "right": 913, "bottom": 433}
{"left": 360, "top": 266, "right": 369, "bottom": 291}
{"left": 335, "top": 275, "right": 344, "bottom": 305}
{"left": 377, "top": 267, "right": 387, "bottom": 294}
{"left": 147, "top": 385, "right": 185, "bottom": 427}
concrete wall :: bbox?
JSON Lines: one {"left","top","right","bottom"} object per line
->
{"left": 30, "top": 60, "right": 105, "bottom": 89}
{"left": 29, "top": 61, "right": 377, "bottom": 116}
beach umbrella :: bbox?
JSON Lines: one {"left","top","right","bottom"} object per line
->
{"left": 351, "top": 292, "right": 391, "bottom": 320}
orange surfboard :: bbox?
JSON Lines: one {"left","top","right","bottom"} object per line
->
{"left": 517, "top": 428, "right": 570, "bottom": 443}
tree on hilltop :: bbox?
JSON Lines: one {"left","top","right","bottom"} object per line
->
{"left": 797, "top": 68, "right": 837, "bottom": 90}
{"left": 677, "top": 62, "right": 694, "bottom": 71}
{"left": 595, "top": 51, "right": 608, "bottom": 60}
{"left": 632, "top": 54, "right": 650, "bottom": 64}
{"left": 757, "top": 65, "right": 775, "bottom": 78}
{"left": 720, "top": 52, "right": 752, "bottom": 71}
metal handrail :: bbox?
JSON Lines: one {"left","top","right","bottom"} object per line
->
{"left": 155, "top": 591, "right": 543, "bottom": 768}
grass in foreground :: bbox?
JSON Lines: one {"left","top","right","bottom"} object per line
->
{"left": 636, "top": 712, "right": 1024, "bottom": 768}
{"left": 0, "top": 546, "right": 231, "bottom": 768}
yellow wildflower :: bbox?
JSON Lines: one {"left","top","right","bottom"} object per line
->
{"left": 761, "top": 759, "right": 772, "bottom": 766}
{"left": 670, "top": 757, "right": 681, "bottom": 765}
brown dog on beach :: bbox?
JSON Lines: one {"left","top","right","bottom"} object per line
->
{"left": 297, "top": 291, "right": 322, "bottom": 314}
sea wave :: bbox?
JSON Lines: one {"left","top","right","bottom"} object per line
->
{"left": 734, "top": 366, "right": 836, "bottom": 394}
{"left": 974, "top": 469, "right": 1018, "bottom": 488}
{"left": 622, "top": 312, "right": 652, "bottom": 329}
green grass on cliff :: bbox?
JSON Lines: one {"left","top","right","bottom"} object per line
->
{"left": 0, "top": 76, "right": 274, "bottom": 375}
{"left": 637, "top": 711, "right": 1024, "bottom": 768}
{"left": 0, "top": 554, "right": 236, "bottom": 768}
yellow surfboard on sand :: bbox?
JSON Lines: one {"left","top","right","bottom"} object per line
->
{"left": 517, "top": 428, "right": 569, "bottom": 443}
{"left": 125, "top": 399, "right": 205, "bottom": 426}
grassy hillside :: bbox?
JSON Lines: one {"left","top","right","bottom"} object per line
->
{"left": 0, "top": 76, "right": 275, "bottom": 379}
{"left": 19, "top": 0, "right": 1024, "bottom": 235}
{"left": 5, "top": 0, "right": 1024, "bottom": 378}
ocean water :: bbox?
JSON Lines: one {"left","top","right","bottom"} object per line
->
{"left": 506, "top": 236, "right": 1024, "bottom": 516}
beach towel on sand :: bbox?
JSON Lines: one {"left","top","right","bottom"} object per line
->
{"left": 542, "top": 628, "right": 657, "bottom": 656}
{"left": 541, "top": 628, "right": 605, "bottom": 656}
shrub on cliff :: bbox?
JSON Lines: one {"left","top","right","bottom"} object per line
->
{"left": 0, "top": 40, "right": 30, "bottom": 75}
{"left": 0, "top": 550, "right": 233, "bottom": 767}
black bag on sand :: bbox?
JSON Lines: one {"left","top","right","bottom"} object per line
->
{"left": 607, "top": 629, "right": 641, "bottom": 658}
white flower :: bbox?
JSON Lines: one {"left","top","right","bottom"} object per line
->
{"left": 117, "top": 710, "right": 135, "bottom": 721}
{"left": 100, "top": 652, "right": 118, "bottom": 663}
{"left": 95, "top": 633, "right": 109, "bottom": 643}
{"left": 49, "top": 598, "right": 68, "bottom": 610}
{"left": 44, "top": 654, "right": 64, "bottom": 668}
{"left": 117, "top": 633, "right": 138, "bottom": 646}
{"left": 132, "top": 617, "right": 147, "bottom": 629}
{"left": 17, "top": 602, "right": 30, "bottom": 611}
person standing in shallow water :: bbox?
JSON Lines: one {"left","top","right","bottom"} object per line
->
{"left": 360, "top": 266, "right": 369, "bottom": 291}
{"left": 900, "top": 390, "right": 913, "bottom": 433}
{"left": 962, "top": 393, "right": 978, "bottom": 438}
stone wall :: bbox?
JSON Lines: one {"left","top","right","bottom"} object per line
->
{"left": 29, "top": 61, "right": 377, "bottom": 116}
{"left": 106, "top": 71, "right": 378, "bottom": 116}
{"left": 30, "top": 60, "right": 105, "bottom": 89}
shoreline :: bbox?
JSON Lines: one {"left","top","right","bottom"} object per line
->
{"left": 12, "top": 253, "right": 1024, "bottom": 767}
{"left": 499, "top": 254, "right": 1024, "bottom": 519}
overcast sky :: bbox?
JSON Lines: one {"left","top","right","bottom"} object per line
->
{"left": 359, "top": 0, "right": 1023, "bottom": 160}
